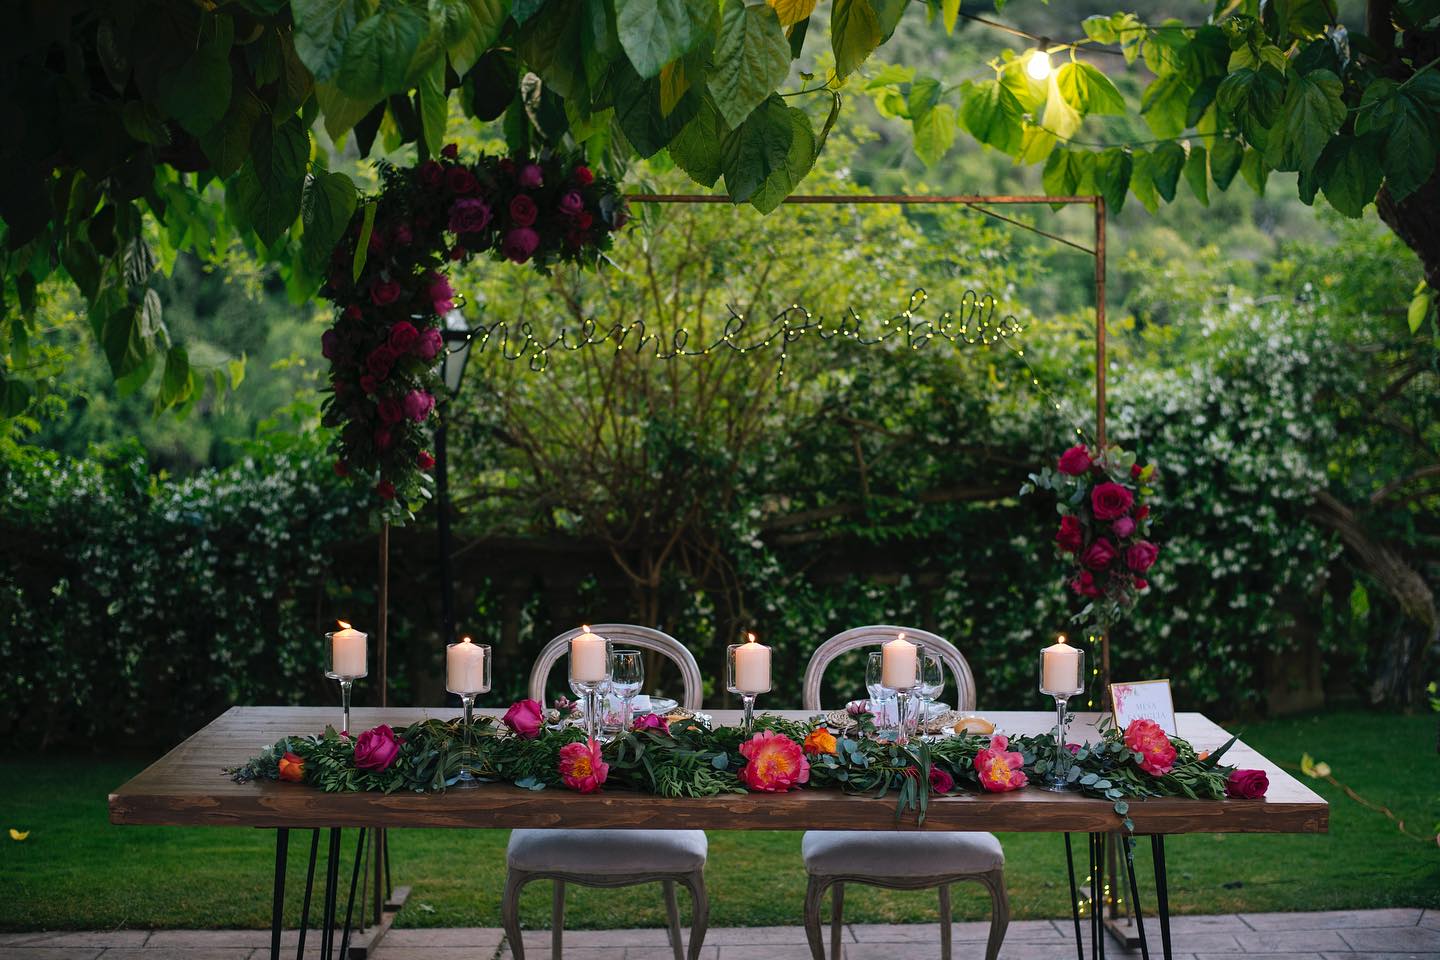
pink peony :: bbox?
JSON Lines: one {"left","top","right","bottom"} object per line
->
{"left": 448, "top": 198, "right": 492, "bottom": 235}
{"left": 1124, "top": 719, "right": 1177, "bottom": 776}
{"left": 377, "top": 396, "right": 404, "bottom": 424}
{"left": 354, "top": 724, "right": 401, "bottom": 772}
{"left": 1126, "top": 541, "right": 1159, "bottom": 572}
{"left": 509, "top": 195, "right": 538, "bottom": 227}
{"left": 517, "top": 163, "right": 544, "bottom": 189}
{"left": 1056, "top": 515, "right": 1083, "bottom": 553}
{"left": 370, "top": 279, "right": 402, "bottom": 306}
{"left": 1090, "top": 482, "right": 1134, "bottom": 521}
{"left": 403, "top": 390, "right": 435, "bottom": 422}
{"left": 631, "top": 713, "right": 670, "bottom": 735}
{"left": 1081, "top": 538, "right": 1118, "bottom": 571}
{"left": 738, "top": 730, "right": 810, "bottom": 793}
{"left": 1225, "top": 769, "right": 1268, "bottom": 799}
{"left": 1057, "top": 445, "right": 1093, "bottom": 476}
{"left": 415, "top": 327, "right": 444, "bottom": 361}
{"left": 502, "top": 699, "right": 544, "bottom": 739}
{"left": 1112, "top": 516, "right": 1136, "bottom": 538}
{"left": 975, "top": 734, "right": 1028, "bottom": 792}
{"left": 387, "top": 321, "right": 419, "bottom": 353}
{"left": 428, "top": 274, "right": 455, "bottom": 315}
{"left": 558, "top": 738, "right": 609, "bottom": 793}
{"left": 501, "top": 228, "right": 540, "bottom": 263}
{"left": 558, "top": 190, "right": 584, "bottom": 216}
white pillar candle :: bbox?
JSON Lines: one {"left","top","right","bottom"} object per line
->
{"left": 447, "top": 637, "right": 487, "bottom": 693}
{"left": 570, "top": 625, "right": 608, "bottom": 682}
{"left": 734, "top": 633, "right": 772, "bottom": 694}
{"left": 1041, "top": 635, "right": 1082, "bottom": 695}
{"left": 881, "top": 633, "right": 918, "bottom": 690}
{"left": 331, "top": 621, "right": 367, "bottom": 677}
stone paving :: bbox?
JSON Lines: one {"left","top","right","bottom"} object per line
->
{"left": 1, "top": 910, "right": 1436, "bottom": 960}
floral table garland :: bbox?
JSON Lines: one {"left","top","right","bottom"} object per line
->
{"left": 232, "top": 702, "right": 1267, "bottom": 828}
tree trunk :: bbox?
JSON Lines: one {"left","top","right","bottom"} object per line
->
{"left": 1377, "top": 175, "right": 1440, "bottom": 290}
{"left": 1308, "top": 490, "right": 1439, "bottom": 706}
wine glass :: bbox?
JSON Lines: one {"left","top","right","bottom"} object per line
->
{"left": 917, "top": 651, "right": 945, "bottom": 734}
{"left": 864, "top": 651, "right": 895, "bottom": 729}
{"left": 610, "top": 649, "right": 644, "bottom": 733}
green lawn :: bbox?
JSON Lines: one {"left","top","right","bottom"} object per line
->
{"left": 2, "top": 710, "right": 1436, "bottom": 931}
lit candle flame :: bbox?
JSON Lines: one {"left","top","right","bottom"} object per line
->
{"left": 461, "top": 635, "right": 472, "bottom": 644}
{"left": 581, "top": 624, "right": 592, "bottom": 635}
{"left": 1057, "top": 634, "right": 1068, "bottom": 645}
{"left": 896, "top": 631, "right": 907, "bottom": 642}
{"left": 745, "top": 631, "right": 757, "bottom": 643}
{"left": 337, "top": 620, "right": 352, "bottom": 630}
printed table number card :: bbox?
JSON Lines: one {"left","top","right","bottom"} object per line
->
{"left": 1110, "top": 679, "right": 1177, "bottom": 735}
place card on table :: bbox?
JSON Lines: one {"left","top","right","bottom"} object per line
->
{"left": 1110, "top": 678, "right": 1176, "bottom": 735}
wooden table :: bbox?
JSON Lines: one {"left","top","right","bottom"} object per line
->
{"left": 109, "top": 707, "right": 1327, "bottom": 960}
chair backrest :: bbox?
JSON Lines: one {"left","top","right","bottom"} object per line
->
{"left": 527, "top": 624, "right": 704, "bottom": 709}
{"left": 801, "top": 624, "right": 977, "bottom": 712}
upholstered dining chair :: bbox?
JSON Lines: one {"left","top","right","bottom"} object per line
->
{"left": 504, "top": 624, "right": 709, "bottom": 960}
{"left": 799, "top": 624, "right": 1009, "bottom": 960}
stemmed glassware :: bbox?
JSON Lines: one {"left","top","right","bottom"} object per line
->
{"left": 446, "top": 639, "right": 492, "bottom": 785}
{"left": 916, "top": 651, "right": 945, "bottom": 736}
{"left": 864, "top": 652, "right": 897, "bottom": 731}
{"left": 1038, "top": 640, "right": 1086, "bottom": 791}
{"left": 324, "top": 622, "right": 368, "bottom": 735}
{"left": 610, "top": 650, "right": 644, "bottom": 733}
{"left": 570, "top": 627, "right": 613, "bottom": 744}
{"left": 890, "top": 642, "right": 924, "bottom": 746}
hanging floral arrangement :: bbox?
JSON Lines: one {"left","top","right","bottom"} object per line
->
{"left": 317, "top": 147, "right": 627, "bottom": 516}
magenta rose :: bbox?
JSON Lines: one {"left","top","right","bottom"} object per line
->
{"left": 558, "top": 190, "right": 584, "bottom": 216}
{"left": 441, "top": 143, "right": 459, "bottom": 160}
{"left": 377, "top": 396, "right": 404, "bottom": 424}
{"left": 428, "top": 274, "right": 454, "bottom": 315}
{"left": 387, "top": 321, "right": 419, "bottom": 353}
{"left": 321, "top": 329, "right": 339, "bottom": 359}
{"left": 448, "top": 197, "right": 491, "bottom": 235}
{"left": 403, "top": 390, "right": 435, "bottom": 422}
{"left": 375, "top": 479, "right": 396, "bottom": 500}
{"left": 1057, "top": 445, "right": 1092, "bottom": 476}
{"left": 446, "top": 165, "right": 478, "bottom": 194}
{"left": 342, "top": 305, "right": 363, "bottom": 323}
{"left": 929, "top": 766, "right": 955, "bottom": 794}
{"left": 415, "top": 327, "right": 444, "bottom": 361}
{"left": 417, "top": 450, "right": 435, "bottom": 470}
{"left": 1082, "top": 538, "right": 1118, "bottom": 571}
{"left": 1112, "top": 516, "right": 1136, "bottom": 538}
{"left": 509, "top": 195, "right": 538, "bottom": 227}
{"left": 632, "top": 713, "right": 670, "bottom": 735}
{"left": 574, "top": 165, "right": 594, "bottom": 185}
{"left": 354, "top": 724, "right": 401, "bottom": 772}
{"left": 1126, "top": 541, "right": 1159, "bottom": 572}
{"left": 366, "top": 346, "right": 398, "bottom": 377}
{"left": 517, "top": 163, "right": 544, "bottom": 188}
{"left": 1090, "top": 482, "right": 1134, "bottom": 521}
{"left": 418, "top": 160, "right": 444, "bottom": 188}
{"left": 359, "top": 374, "right": 380, "bottom": 395}
{"left": 1056, "top": 515, "right": 1082, "bottom": 553}
{"left": 502, "top": 699, "right": 544, "bottom": 739}
{"left": 501, "top": 227, "right": 540, "bottom": 263}
{"left": 370, "top": 279, "right": 402, "bottom": 306}
{"left": 1225, "top": 769, "right": 1268, "bottom": 799}
{"left": 1070, "top": 570, "right": 1102, "bottom": 598}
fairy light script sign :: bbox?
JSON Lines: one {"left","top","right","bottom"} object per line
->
{"left": 456, "top": 286, "right": 1032, "bottom": 383}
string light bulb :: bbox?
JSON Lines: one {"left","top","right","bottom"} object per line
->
{"left": 1026, "top": 44, "right": 1053, "bottom": 81}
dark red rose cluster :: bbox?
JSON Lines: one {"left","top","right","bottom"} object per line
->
{"left": 1050, "top": 444, "right": 1160, "bottom": 606}
{"left": 318, "top": 147, "right": 625, "bottom": 507}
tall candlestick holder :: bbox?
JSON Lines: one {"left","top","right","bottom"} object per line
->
{"left": 891, "top": 641, "right": 926, "bottom": 746}
{"left": 1038, "top": 645, "right": 1086, "bottom": 791}
{"left": 446, "top": 641, "right": 491, "bottom": 786}
{"left": 726, "top": 640, "right": 772, "bottom": 736}
{"left": 324, "top": 627, "right": 368, "bottom": 735}
{"left": 570, "top": 632, "right": 613, "bottom": 744}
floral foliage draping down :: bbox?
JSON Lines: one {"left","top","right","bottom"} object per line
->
{"left": 318, "top": 148, "right": 625, "bottom": 515}
{"left": 232, "top": 705, "right": 1264, "bottom": 827}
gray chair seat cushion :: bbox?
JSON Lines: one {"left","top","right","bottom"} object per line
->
{"left": 802, "top": 830, "right": 1004, "bottom": 878}
{"left": 507, "top": 829, "right": 708, "bottom": 876}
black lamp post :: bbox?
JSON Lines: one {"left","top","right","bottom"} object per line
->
{"left": 436, "top": 309, "right": 473, "bottom": 646}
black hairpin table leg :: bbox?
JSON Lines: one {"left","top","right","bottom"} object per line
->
{"left": 1151, "top": 835, "right": 1174, "bottom": 960}
{"left": 1121, "top": 837, "right": 1150, "bottom": 960}
{"left": 1064, "top": 834, "right": 1084, "bottom": 960}
{"left": 296, "top": 830, "right": 321, "bottom": 960}
{"left": 338, "top": 829, "right": 369, "bottom": 960}
{"left": 270, "top": 829, "right": 289, "bottom": 960}
{"left": 320, "top": 828, "right": 342, "bottom": 960}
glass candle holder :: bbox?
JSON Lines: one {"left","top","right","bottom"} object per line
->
{"left": 1038, "top": 638, "right": 1086, "bottom": 791}
{"left": 726, "top": 636, "right": 772, "bottom": 735}
{"left": 446, "top": 640, "right": 492, "bottom": 785}
{"left": 893, "top": 642, "right": 925, "bottom": 746}
{"left": 570, "top": 629, "right": 613, "bottom": 744}
{"left": 324, "top": 623, "right": 368, "bottom": 735}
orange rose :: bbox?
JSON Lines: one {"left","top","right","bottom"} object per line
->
{"left": 278, "top": 751, "right": 305, "bottom": 783}
{"left": 803, "top": 727, "right": 837, "bottom": 755}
